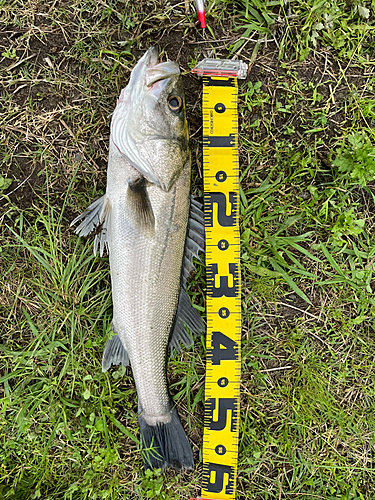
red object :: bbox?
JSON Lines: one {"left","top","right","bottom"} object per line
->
{"left": 197, "top": 10, "right": 206, "bottom": 28}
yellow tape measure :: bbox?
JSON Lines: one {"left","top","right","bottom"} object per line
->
{"left": 191, "top": 59, "right": 246, "bottom": 500}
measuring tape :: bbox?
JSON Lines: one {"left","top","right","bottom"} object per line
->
{"left": 191, "top": 59, "right": 247, "bottom": 500}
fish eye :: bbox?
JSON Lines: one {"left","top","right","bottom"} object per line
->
{"left": 168, "top": 95, "right": 183, "bottom": 113}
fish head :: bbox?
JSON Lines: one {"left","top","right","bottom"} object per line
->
{"left": 111, "top": 47, "right": 189, "bottom": 192}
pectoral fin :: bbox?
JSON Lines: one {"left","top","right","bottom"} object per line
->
{"left": 127, "top": 178, "right": 155, "bottom": 231}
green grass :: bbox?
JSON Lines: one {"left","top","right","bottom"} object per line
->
{"left": 1, "top": 0, "right": 375, "bottom": 498}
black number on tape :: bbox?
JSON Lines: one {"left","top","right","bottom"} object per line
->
{"left": 205, "top": 192, "right": 238, "bottom": 227}
{"left": 203, "top": 133, "right": 235, "bottom": 147}
{"left": 208, "top": 331, "right": 239, "bottom": 365}
{"left": 205, "top": 398, "right": 237, "bottom": 431}
{"left": 206, "top": 263, "right": 239, "bottom": 298}
{"left": 203, "top": 463, "right": 235, "bottom": 494}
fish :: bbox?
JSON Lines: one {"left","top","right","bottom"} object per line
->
{"left": 71, "top": 47, "right": 205, "bottom": 471}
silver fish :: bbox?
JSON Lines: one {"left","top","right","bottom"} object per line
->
{"left": 71, "top": 47, "right": 205, "bottom": 471}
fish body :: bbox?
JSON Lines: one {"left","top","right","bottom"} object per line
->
{"left": 71, "top": 48, "right": 204, "bottom": 470}
{"left": 108, "top": 139, "right": 190, "bottom": 425}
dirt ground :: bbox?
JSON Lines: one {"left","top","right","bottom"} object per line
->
{"left": 3, "top": 2, "right": 371, "bottom": 212}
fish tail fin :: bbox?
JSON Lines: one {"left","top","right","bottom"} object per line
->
{"left": 138, "top": 408, "right": 194, "bottom": 471}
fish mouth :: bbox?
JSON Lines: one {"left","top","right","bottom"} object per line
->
{"left": 111, "top": 48, "right": 184, "bottom": 189}
{"left": 117, "top": 47, "right": 180, "bottom": 103}
{"left": 144, "top": 47, "right": 180, "bottom": 89}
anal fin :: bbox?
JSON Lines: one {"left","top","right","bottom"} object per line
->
{"left": 102, "top": 335, "right": 130, "bottom": 372}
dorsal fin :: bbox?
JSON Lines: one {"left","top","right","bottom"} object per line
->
{"left": 169, "top": 198, "right": 205, "bottom": 355}
{"left": 169, "top": 288, "right": 205, "bottom": 355}
{"left": 181, "top": 197, "right": 205, "bottom": 287}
